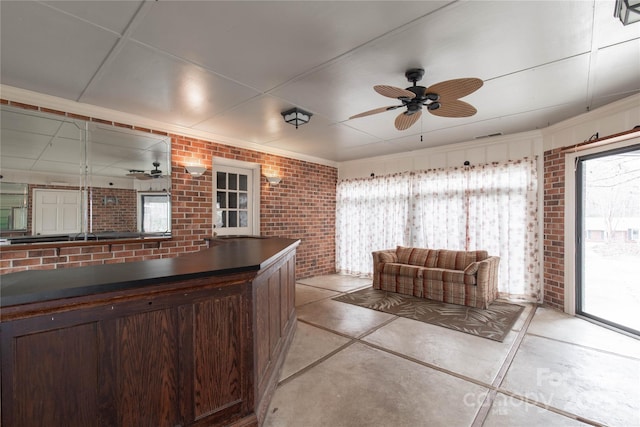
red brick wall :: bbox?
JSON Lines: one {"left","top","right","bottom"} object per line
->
{"left": 1, "top": 242, "right": 173, "bottom": 272}
{"left": 543, "top": 147, "right": 565, "bottom": 310}
{"left": 0, "top": 100, "right": 337, "bottom": 279}
{"left": 171, "top": 135, "right": 337, "bottom": 279}
{"left": 90, "top": 187, "right": 137, "bottom": 232}
{"left": 259, "top": 158, "right": 337, "bottom": 277}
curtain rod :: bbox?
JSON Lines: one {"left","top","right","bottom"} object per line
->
{"left": 560, "top": 127, "right": 640, "bottom": 154}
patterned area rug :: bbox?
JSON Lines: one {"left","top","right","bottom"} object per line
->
{"left": 333, "top": 288, "right": 524, "bottom": 342}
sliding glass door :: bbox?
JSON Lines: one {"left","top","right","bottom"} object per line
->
{"left": 576, "top": 144, "right": 640, "bottom": 335}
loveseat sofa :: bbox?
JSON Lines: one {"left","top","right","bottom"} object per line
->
{"left": 372, "top": 246, "right": 500, "bottom": 309}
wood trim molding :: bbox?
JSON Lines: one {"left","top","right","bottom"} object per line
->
{"left": 560, "top": 128, "right": 640, "bottom": 154}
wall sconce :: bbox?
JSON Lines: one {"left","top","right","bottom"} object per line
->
{"left": 102, "top": 196, "right": 118, "bottom": 205}
{"left": 266, "top": 176, "right": 282, "bottom": 185}
{"left": 615, "top": 0, "right": 640, "bottom": 25}
{"left": 185, "top": 165, "right": 206, "bottom": 177}
{"left": 281, "top": 107, "right": 312, "bottom": 129}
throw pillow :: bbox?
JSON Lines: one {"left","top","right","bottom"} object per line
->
{"left": 464, "top": 262, "right": 480, "bottom": 275}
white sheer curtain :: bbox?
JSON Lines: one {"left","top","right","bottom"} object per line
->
{"left": 465, "top": 159, "right": 539, "bottom": 301}
{"left": 336, "top": 158, "right": 540, "bottom": 302}
{"left": 411, "top": 168, "right": 467, "bottom": 250}
{"left": 335, "top": 173, "right": 411, "bottom": 276}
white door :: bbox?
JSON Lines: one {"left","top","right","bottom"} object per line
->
{"left": 214, "top": 165, "right": 255, "bottom": 236}
{"left": 33, "top": 189, "right": 81, "bottom": 235}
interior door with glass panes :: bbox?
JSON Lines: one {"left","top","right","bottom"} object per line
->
{"left": 214, "top": 165, "right": 253, "bottom": 236}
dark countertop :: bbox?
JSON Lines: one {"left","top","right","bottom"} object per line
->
{"left": 0, "top": 237, "right": 299, "bottom": 308}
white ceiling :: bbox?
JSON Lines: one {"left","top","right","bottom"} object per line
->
{"left": 1, "top": 0, "right": 639, "bottom": 165}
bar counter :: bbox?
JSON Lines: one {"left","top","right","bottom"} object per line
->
{"left": 1, "top": 236, "right": 296, "bottom": 308}
{"left": 0, "top": 237, "right": 300, "bottom": 427}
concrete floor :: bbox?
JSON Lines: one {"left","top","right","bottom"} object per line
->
{"left": 263, "top": 275, "right": 640, "bottom": 427}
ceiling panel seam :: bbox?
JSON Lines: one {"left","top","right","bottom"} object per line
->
{"left": 37, "top": 1, "right": 126, "bottom": 36}
{"left": 585, "top": 0, "right": 600, "bottom": 111}
{"left": 482, "top": 53, "right": 592, "bottom": 83}
{"left": 260, "top": 1, "right": 459, "bottom": 96}
{"left": 77, "top": 1, "right": 154, "bottom": 103}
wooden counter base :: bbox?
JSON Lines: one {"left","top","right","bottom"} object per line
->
{"left": 0, "top": 238, "right": 299, "bottom": 427}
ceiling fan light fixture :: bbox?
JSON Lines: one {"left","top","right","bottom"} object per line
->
{"left": 281, "top": 107, "right": 312, "bottom": 129}
{"left": 350, "top": 69, "right": 482, "bottom": 131}
{"left": 126, "top": 162, "right": 164, "bottom": 180}
{"left": 615, "top": 0, "right": 640, "bottom": 25}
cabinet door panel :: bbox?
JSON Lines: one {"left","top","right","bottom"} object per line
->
{"left": 13, "top": 323, "right": 99, "bottom": 427}
{"left": 192, "top": 294, "right": 244, "bottom": 419}
{"left": 101, "top": 308, "right": 180, "bottom": 427}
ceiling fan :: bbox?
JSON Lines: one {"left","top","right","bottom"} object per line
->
{"left": 349, "top": 68, "right": 483, "bottom": 131}
{"left": 126, "top": 161, "right": 165, "bottom": 180}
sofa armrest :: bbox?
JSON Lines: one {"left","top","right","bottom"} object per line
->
{"left": 372, "top": 249, "right": 397, "bottom": 272}
{"left": 476, "top": 256, "right": 500, "bottom": 299}
{"left": 372, "top": 249, "right": 397, "bottom": 289}
{"left": 371, "top": 249, "right": 398, "bottom": 271}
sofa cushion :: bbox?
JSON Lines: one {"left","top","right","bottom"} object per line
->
{"left": 396, "top": 246, "right": 414, "bottom": 263}
{"left": 379, "top": 251, "right": 398, "bottom": 263}
{"left": 436, "top": 250, "right": 488, "bottom": 270}
{"left": 423, "top": 268, "right": 476, "bottom": 285}
{"left": 382, "top": 263, "right": 425, "bottom": 278}
{"left": 396, "top": 246, "right": 438, "bottom": 268}
{"left": 377, "top": 269, "right": 422, "bottom": 297}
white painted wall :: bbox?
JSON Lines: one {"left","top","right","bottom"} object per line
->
{"left": 543, "top": 94, "right": 640, "bottom": 152}
{"left": 338, "top": 130, "right": 543, "bottom": 180}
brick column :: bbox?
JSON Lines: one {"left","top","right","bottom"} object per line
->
{"left": 543, "top": 147, "right": 566, "bottom": 309}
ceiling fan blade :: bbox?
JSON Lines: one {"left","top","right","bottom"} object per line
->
{"left": 426, "top": 78, "right": 483, "bottom": 101}
{"left": 349, "top": 105, "right": 401, "bottom": 119}
{"left": 394, "top": 110, "right": 422, "bottom": 130}
{"left": 374, "top": 85, "right": 416, "bottom": 99}
{"left": 429, "top": 99, "right": 477, "bottom": 118}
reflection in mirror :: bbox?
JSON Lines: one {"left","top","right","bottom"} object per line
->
{"left": 0, "top": 105, "right": 171, "bottom": 244}
{"left": 0, "top": 183, "right": 28, "bottom": 232}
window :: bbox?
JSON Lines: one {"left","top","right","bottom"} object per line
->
{"left": 139, "top": 193, "right": 170, "bottom": 233}
{"left": 0, "top": 183, "right": 28, "bottom": 231}
{"left": 336, "top": 158, "right": 539, "bottom": 301}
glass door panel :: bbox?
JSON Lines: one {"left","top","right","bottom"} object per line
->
{"left": 577, "top": 145, "right": 640, "bottom": 335}
{"left": 214, "top": 165, "right": 253, "bottom": 236}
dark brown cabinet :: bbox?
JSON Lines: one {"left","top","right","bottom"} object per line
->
{"left": 1, "top": 238, "right": 298, "bottom": 427}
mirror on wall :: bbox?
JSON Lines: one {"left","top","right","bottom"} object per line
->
{"left": 0, "top": 105, "right": 171, "bottom": 244}
{"left": 0, "top": 183, "right": 28, "bottom": 232}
